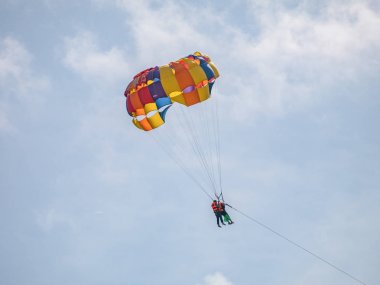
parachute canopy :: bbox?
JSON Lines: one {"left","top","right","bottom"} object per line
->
{"left": 124, "top": 52, "right": 219, "bottom": 131}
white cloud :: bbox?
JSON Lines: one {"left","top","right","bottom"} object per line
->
{"left": 223, "top": 2, "right": 380, "bottom": 118}
{"left": 0, "top": 37, "right": 30, "bottom": 82}
{"left": 251, "top": 2, "right": 380, "bottom": 67}
{"left": 0, "top": 37, "right": 49, "bottom": 93}
{"left": 0, "top": 37, "right": 50, "bottom": 132}
{"left": 196, "top": 272, "right": 233, "bottom": 285}
{"left": 63, "top": 31, "right": 129, "bottom": 84}
{"left": 115, "top": 1, "right": 221, "bottom": 66}
{"left": 110, "top": 1, "right": 380, "bottom": 121}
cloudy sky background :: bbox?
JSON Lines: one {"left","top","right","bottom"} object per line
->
{"left": 1, "top": 0, "right": 380, "bottom": 284}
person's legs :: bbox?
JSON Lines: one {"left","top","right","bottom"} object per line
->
{"left": 219, "top": 213, "right": 226, "bottom": 225}
{"left": 214, "top": 212, "right": 221, "bottom": 227}
{"left": 224, "top": 212, "right": 233, "bottom": 224}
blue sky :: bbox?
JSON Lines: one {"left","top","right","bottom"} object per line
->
{"left": 1, "top": 1, "right": 380, "bottom": 285}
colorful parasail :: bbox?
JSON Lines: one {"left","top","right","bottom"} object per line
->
{"left": 124, "top": 52, "right": 219, "bottom": 131}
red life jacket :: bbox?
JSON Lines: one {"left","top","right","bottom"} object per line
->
{"left": 211, "top": 201, "right": 219, "bottom": 212}
{"left": 219, "top": 202, "right": 225, "bottom": 211}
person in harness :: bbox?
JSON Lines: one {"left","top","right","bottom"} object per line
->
{"left": 219, "top": 201, "right": 234, "bottom": 225}
{"left": 211, "top": 200, "right": 225, "bottom": 227}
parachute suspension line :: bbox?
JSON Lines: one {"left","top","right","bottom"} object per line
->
{"left": 145, "top": 99, "right": 223, "bottom": 202}
{"left": 165, "top": 104, "right": 216, "bottom": 197}
{"left": 178, "top": 105, "right": 219, "bottom": 197}
{"left": 199, "top": 101, "right": 220, "bottom": 195}
{"left": 199, "top": 102, "right": 217, "bottom": 190}
{"left": 226, "top": 204, "right": 368, "bottom": 285}
{"left": 197, "top": 97, "right": 223, "bottom": 201}
{"left": 176, "top": 107, "right": 214, "bottom": 192}
{"left": 213, "top": 96, "right": 224, "bottom": 200}
{"left": 204, "top": 102, "right": 221, "bottom": 200}
{"left": 147, "top": 132, "right": 214, "bottom": 201}
{"left": 202, "top": 98, "right": 223, "bottom": 199}
{"left": 163, "top": 103, "right": 218, "bottom": 198}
